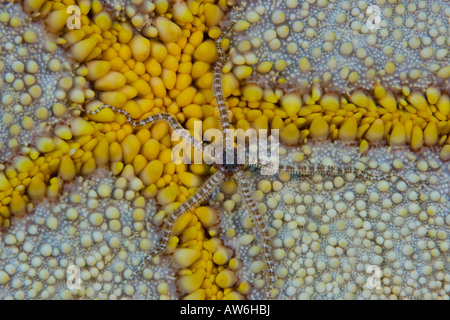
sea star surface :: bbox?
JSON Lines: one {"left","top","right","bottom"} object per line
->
{"left": 0, "top": 0, "right": 449, "bottom": 300}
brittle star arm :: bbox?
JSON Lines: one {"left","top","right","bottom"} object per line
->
{"left": 277, "top": 164, "right": 395, "bottom": 182}
{"left": 213, "top": 8, "right": 243, "bottom": 131}
{"left": 234, "top": 169, "right": 276, "bottom": 299}
{"left": 119, "top": 169, "right": 226, "bottom": 290}
{"left": 249, "top": 159, "right": 405, "bottom": 183}
{"left": 213, "top": 24, "right": 234, "bottom": 131}
{"left": 85, "top": 104, "right": 204, "bottom": 153}
{"left": 279, "top": 164, "right": 424, "bottom": 190}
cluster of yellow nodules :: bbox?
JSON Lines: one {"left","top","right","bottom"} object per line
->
{"left": 226, "top": 81, "right": 450, "bottom": 160}
{"left": 0, "top": 117, "right": 88, "bottom": 227}
{"left": 162, "top": 205, "right": 245, "bottom": 300}
{"left": 0, "top": 154, "right": 63, "bottom": 228}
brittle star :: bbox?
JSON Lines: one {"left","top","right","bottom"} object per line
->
{"left": 85, "top": 4, "right": 413, "bottom": 300}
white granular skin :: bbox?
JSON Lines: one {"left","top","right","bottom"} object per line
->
{"left": 227, "top": 0, "right": 449, "bottom": 94}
